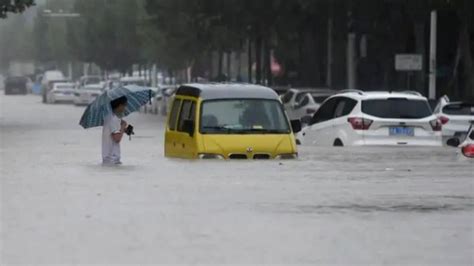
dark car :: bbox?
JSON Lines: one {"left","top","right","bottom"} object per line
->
{"left": 4, "top": 76, "right": 28, "bottom": 95}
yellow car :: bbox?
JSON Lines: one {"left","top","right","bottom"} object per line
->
{"left": 164, "top": 83, "right": 302, "bottom": 159}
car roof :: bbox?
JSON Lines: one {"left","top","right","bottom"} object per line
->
{"left": 177, "top": 83, "right": 279, "bottom": 100}
{"left": 335, "top": 90, "right": 427, "bottom": 100}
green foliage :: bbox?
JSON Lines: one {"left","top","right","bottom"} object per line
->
{"left": 68, "top": 0, "right": 143, "bottom": 72}
{"left": 0, "top": 0, "right": 34, "bottom": 18}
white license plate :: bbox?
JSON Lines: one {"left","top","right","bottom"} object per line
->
{"left": 389, "top": 127, "right": 415, "bottom": 137}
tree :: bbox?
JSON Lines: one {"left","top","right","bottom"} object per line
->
{"left": 0, "top": 0, "right": 34, "bottom": 18}
{"left": 68, "top": 0, "right": 143, "bottom": 73}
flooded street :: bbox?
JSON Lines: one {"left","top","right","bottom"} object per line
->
{"left": 1, "top": 94, "right": 473, "bottom": 265}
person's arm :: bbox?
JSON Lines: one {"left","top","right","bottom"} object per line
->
{"left": 111, "top": 120, "right": 127, "bottom": 143}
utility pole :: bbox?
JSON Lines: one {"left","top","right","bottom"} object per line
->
{"left": 429, "top": 10, "right": 437, "bottom": 99}
{"left": 347, "top": 33, "right": 356, "bottom": 90}
{"left": 346, "top": 5, "right": 357, "bottom": 91}
{"left": 326, "top": 5, "right": 333, "bottom": 89}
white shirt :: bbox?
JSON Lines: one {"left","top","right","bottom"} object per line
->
{"left": 102, "top": 113, "right": 122, "bottom": 164}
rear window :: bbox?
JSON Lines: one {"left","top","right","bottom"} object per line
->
{"left": 443, "top": 103, "right": 474, "bottom": 115}
{"left": 362, "top": 98, "right": 432, "bottom": 119}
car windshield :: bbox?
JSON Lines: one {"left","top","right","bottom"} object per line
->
{"left": 200, "top": 99, "right": 290, "bottom": 134}
{"left": 443, "top": 103, "right": 474, "bottom": 115}
{"left": 362, "top": 98, "right": 432, "bottom": 119}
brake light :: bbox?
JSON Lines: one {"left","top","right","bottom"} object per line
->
{"left": 439, "top": 116, "right": 449, "bottom": 125}
{"left": 306, "top": 108, "right": 317, "bottom": 114}
{"left": 348, "top": 117, "right": 373, "bottom": 130}
{"left": 462, "top": 144, "right": 474, "bottom": 158}
{"left": 430, "top": 119, "right": 442, "bottom": 131}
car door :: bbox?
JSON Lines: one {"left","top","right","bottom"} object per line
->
{"left": 165, "top": 98, "right": 182, "bottom": 157}
{"left": 303, "top": 97, "right": 338, "bottom": 146}
{"left": 176, "top": 99, "right": 197, "bottom": 159}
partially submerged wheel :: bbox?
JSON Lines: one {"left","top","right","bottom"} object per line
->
{"left": 333, "top": 139, "right": 344, "bottom": 147}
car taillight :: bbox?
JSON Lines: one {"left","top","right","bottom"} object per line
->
{"left": 430, "top": 119, "right": 442, "bottom": 131}
{"left": 306, "top": 108, "right": 317, "bottom": 114}
{"left": 462, "top": 144, "right": 474, "bottom": 158}
{"left": 348, "top": 117, "right": 373, "bottom": 130}
{"left": 439, "top": 116, "right": 449, "bottom": 125}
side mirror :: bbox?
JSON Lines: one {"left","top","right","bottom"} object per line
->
{"left": 446, "top": 138, "right": 460, "bottom": 147}
{"left": 290, "top": 119, "right": 302, "bottom": 134}
{"left": 182, "top": 119, "right": 195, "bottom": 137}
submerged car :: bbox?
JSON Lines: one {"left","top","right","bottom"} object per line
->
{"left": 4, "top": 76, "right": 29, "bottom": 95}
{"left": 298, "top": 90, "right": 442, "bottom": 147}
{"left": 290, "top": 91, "right": 335, "bottom": 124}
{"left": 447, "top": 123, "right": 474, "bottom": 158}
{"left": 165, "top": 83, "right": 301, "bottom": 159}
{"left": 73, "top": 84, "right": 104, "bottom": 106}
{"left": 281, "top": 88, "right": 333, "bottom": 119}
{"left": 47, "top": 82, "right": 76, "bottom": 103}
{"left": 434, "top": 96, "right": 474, "bottom": 145}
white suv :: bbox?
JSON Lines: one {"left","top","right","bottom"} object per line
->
{"left": 434, "top": 96, "right": 474, "bottom": 144}
{"left": 298, "top": 90, "right": 442, "bottom": 147}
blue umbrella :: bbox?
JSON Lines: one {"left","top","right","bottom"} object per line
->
{"left": 79, "top": 85, "right": 155, "bottom": 129}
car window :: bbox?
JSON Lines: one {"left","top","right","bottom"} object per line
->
{"left": 281, "top": 91, "right": 294, "bottom": 104}
{"left": 168, "top": 99, "right": 182, "bottom": 130}
{"left": 362, "top": 98, "right": 432, "bottom": 119}
{"left": 310, "top": 97, "right": 338, "bottom": 125}
{"left": 333, "top": 100, "right": 346, "bottom": 118}
{"left": 297, "top": 96, "right": 310, "bottom": 109}
{"left": 334, "top": 98, "right": 357, "bottom": 118}
{"left": 178, "top": 100, "right": 196, "bottom": 132}
{"left": 443, "top": 103, "right": 474, "bottom": 115}
{"left": 295, "top": 92, "right": 307, "bottom": 104}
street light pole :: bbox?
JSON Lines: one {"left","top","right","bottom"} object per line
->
{"left": 429, "top": 10, "right": 437, "bottom": 100}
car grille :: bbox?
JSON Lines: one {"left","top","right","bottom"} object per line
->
{"left": 253, "top": 154, "right": 271, "bottom": 160}
{"left": 229, "top": 154, "right": 248, "bottom": 159}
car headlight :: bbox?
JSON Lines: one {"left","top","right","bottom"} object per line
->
{"left": 275, "top": 153, "right": 298, "bottom": 160}
{"left": 198, "top": 153, "right": 225, "bottom": 160}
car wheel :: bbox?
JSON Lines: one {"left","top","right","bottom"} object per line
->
{"left": 333, "top": 139, "right": 344, "bottom": 147}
